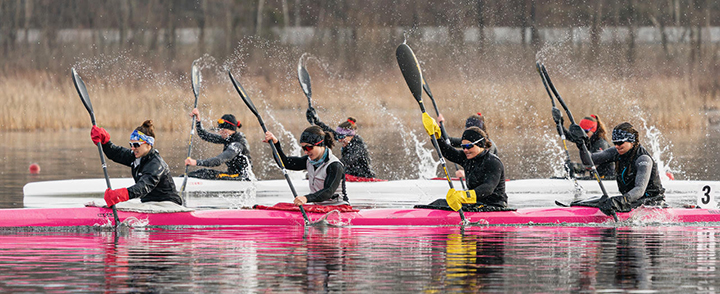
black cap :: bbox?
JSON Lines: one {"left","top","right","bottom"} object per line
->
{"left": 218, "top": 114, "right": 239, "bottom": 131}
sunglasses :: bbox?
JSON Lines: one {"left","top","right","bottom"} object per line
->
{"left": 129, "top": 141, "right": 146, "bottom": 148}
{"left": 613, "top": 141, "right": 625, "bottom": 146}
{"left": 461, "top": 138, "right": 484, "bottom": 150}
{"left": 301, "top": 145, "right": 314, "bottom": 152}
{"left": 335, "top": 134, "right": 346, "bottom": 141}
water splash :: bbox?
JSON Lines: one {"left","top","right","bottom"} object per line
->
{"left": 376, "top": 104, "right": 438, "bottom": 179}
{"left": 638, "top": 117, "right": 682, "bottom": 181}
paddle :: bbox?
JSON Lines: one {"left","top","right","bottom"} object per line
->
{"left": 228, "top": 71, "right": 311, "bottom": 225}
{"left": 421, "top": 77, "right": 468, "bottom": 191}
{"left": 538, "top": 63, "right": 618, "bottom": 222}
{"left": 297, "top": 58, "right": 313, "bottom": 110}
{"left": 395, "top": 43, "right": 467, "bottom": 224}
{"left": 179, "top": 61, "right": 202, "bottom": 205}
{"left": 535, "top": 62, "right": 583, "bottom": 197}
{"left": 71, "top": 68, "right": 120, "bottom": 227}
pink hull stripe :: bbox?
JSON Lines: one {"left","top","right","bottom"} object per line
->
{"left": 1, "top": 207, "right": 719, "bottom": 227}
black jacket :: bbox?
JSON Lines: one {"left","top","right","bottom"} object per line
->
{"left": 102, "top": 142, "right": 182, "bottom": 205}
{"left": 315, "top": 120, "right": 375, "bottom": 178}
{"left": 438, "top": 139, "right": 508, "bottom": 207}
{"left": 196, "top": 121, "right": 252, "bottom": 176}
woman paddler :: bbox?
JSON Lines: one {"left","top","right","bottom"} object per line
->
{"left": 559, "top": 114, "right": 615, "bottom": 179}
{"left": 90, "top": 120, "right": 183, "bottom": 207}
{"left": 263, "top": 126, "right": 348, "bottom": 206}
{"left": 571, "top": 122, "right": 665, "bottom": 215}
{"left": 421, "top": 114, "right": 508, "bottom": 211}
{"left": 306, "top": 108, "right": 376, "bottom": 180}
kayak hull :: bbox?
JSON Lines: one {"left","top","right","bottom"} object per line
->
{"left": 2, "top": 206, "right": 719, "bottom": 228}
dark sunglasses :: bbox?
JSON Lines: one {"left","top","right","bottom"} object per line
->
{"left": 613, "top": 141, "right": 625, "bottom": 146}
{"left": 461, "top": 138, "right": 484, "bottom": 150}
{"left": 301, "top": 145, "right": 314, "bottom": 152}
{"left": 129, "top": 141, "right": 145, "bottom": 148}
{"left": 335, "top": 134, "right": 347, "bottom": 141}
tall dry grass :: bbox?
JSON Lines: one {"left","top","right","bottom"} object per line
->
{"left": 0, "top": 68, "right": 712, "bottom": 133}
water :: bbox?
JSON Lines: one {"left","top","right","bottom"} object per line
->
{"left": 0, "top": 225, "right": 718, "bottom": 293}
{"left": 2, "top": 127, "right": 720, "bottom": 292}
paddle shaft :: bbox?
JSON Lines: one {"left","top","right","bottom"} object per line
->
{"left": 422, "top": 81, "right": 468, "bottom": 190}
{"left": 229, "top": 72, "right": 310, "bottom": 224}
{"left": 179, "top": 88, "right": 200, "bottom": 202}
{"left": 540, "top": 64, "right": 617, "bottom": 221}
{"left": 72, "top": 68, "right": 120, "bottom": 227}
{"left": 536, "top": 63, "right": 581, "bottom": 190}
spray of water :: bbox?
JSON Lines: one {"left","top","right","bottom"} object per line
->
{"left": 376, "top": 104, "right": 439, "bottom": 179}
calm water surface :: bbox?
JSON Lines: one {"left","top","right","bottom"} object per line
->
{"left": 0, "top": 225, "right": 718, "bottom": 293}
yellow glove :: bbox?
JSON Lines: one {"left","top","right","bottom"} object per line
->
{"left": 422, "top": 113, "right": 442, "bottom": 139}
{"left": 446, "top": 188, "right": 477, "bottom": 211}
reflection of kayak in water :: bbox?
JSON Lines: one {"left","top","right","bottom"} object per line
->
{"left": 1, "top": 203, "right": 719, "bottom": 228}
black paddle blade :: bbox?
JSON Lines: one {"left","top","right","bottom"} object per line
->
{"left": 297, "top": 61, "right": 312, "bottom": 101}
{"left": 191, "top": 61, "right": 201, "bottom": 99}
{"left": 71, "top": 68, "right": 96, "bottom": 125}
{"left": 395, "top": 43, "right": 424, "bottom": 103}
{"left": 228, "top": 71, "right": 260, "bottom": 118}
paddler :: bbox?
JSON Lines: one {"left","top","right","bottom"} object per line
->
{"left": 306, "top": 107, "right": 376, "bottom": 181}
{"left": 570, "top": 122, "right": 666, "bottom": 215}
{"left": 263, "top": 126, "right": 349, "bottom": 206}
{"left": 90, "top": 120, "right": 183, "bottom": 207}
{"left": 558, "top": 114, "right": 615, "bottom": 179}
{"left": 420, "top": 115, "right": 508, "bottom": 211}
{"left": 437, "top": 112, "right": 499, "bottom": 156}
{"left": 184, "top": 109, "right": 253, "bottom": 181}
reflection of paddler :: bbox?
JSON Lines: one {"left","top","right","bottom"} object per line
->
{"left": 443, "top": 233, "right": 506, "bottom": 292}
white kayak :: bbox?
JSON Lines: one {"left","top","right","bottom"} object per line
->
{"left": 23, "top": 177, "right": 711, "bottom": 209}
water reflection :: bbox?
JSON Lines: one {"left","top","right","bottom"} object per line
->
{"left": 1, "top": 226, "right": 719, "bottom": 292}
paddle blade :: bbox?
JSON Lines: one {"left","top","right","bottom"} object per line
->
{"left": 71, "top": 68, "right": 96, "bottom": 125}
{"left": 228, "top": 71, "right": 259, "bottom": 118}
{"left": 297, "top": 60, "right": 312, "bottom": 101}
{"left": 191, "top": 61, "right": 201, "bottom": 99}
{"left": 395, "top": 43, "right": 424, "bottom": 103}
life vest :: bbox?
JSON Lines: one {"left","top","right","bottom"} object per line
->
{"left": 615, "top": 144, "right": 665, "bottom": 198}
{"left": 306, "top": 151, "right": 347, "bottom": 205}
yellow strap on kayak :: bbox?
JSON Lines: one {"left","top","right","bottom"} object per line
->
{"left": 446, "top": 188, "right": 477, "bottom": 211}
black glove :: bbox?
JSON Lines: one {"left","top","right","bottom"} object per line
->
{"left": 568, "top": 124, "right": 588, "bottom": 145}
{"left": 598, "top": 195, "right": 632, "bottom": 216}
{"left": 551, "top": 108, "right": 563, "bottom": 125}
{"left": 305, "top": 107, "right": 319, "bottom": 125}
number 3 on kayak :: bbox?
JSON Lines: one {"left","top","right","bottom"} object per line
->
{"left": 697, "top": 184, "right": 719, "bottom": 209}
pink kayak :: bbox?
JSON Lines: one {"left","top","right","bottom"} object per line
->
{"left": 0, "top": 206, "right": 718, "bottom": 228}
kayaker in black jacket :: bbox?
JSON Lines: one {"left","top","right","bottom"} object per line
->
{"left": 421, "top": 114, "right": 508, "bottom": 211}
{"left": 90, "top": 120, "right": 182, "bottom": 207}
{"left": 263, "top": 126, "right": 348, "bottom": 206}
{"left": 572, "top": 122, "right": 665, "bottom": 215}
{"left": 437, "top": 112, "right": 499, "bottom": 156}
{"left": 559, "top": 114, "right": 615, "bottom": 179}
{"left": 306, "top": 108, "right": 376, "bottom": 180}
{"left": 184, "top": 108, "right": 252, "bottom": 181}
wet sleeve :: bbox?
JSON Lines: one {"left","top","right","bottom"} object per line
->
{"left": 438, "top": 138, "right": 466, "bottom": 165}
{"left": 623, "top": 155, "right": 653, "bottom": 202}
{"left": 197, "top": 142, "right": 242, "bottom": 167}
{"left": 469, "top": 157, "right": 503, "bottom": 202}
{"left": 101, "top": 141, "right": 135, "bottom": 167}
{"left": 340, "top": 142, "right": 366, "bottom": 167}
{"left": 273, "top": 142, "right": 307, "bottom": 171}
{"left": 583, "top": 147, "right": 619, "bottom": 166}
{"left": 195, "top": 121, "right": 225, "bottom": 144}
{"left": 305, "top": 162, "right": 344, "bottom": 203}
{"left": 448, "top": 137, "right": 462, "bottom": 148}
{"left": 126, "top": 161, "right": 163, "bottom": 200}
{"left": 314, "top": 119, "right": 337, "bottom": 136}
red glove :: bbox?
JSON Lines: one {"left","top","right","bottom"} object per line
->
{"left": 91, "top": 125, "right": 110, "bottom": 145}
{"left": 104, "top": 188, "right": 129, "bottom": 207}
